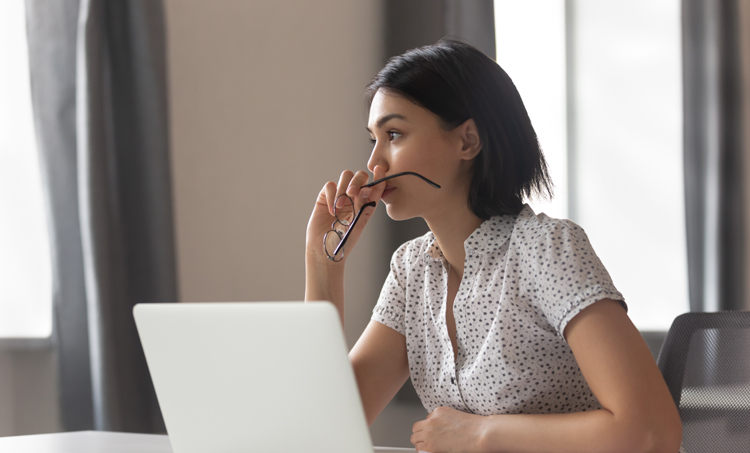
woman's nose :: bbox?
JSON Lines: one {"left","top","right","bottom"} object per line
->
{"left": 367, "top": 144, "right": 388, "bottom": 174}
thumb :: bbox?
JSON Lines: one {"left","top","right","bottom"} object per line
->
{"left": 368, "top": 165, "right": 387, "bottom": 201}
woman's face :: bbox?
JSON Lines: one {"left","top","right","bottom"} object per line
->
{"left": 367, "top": 90, "right": 476, "bottom": 221}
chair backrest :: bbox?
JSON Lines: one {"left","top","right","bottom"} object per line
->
{"left": 657, "top": 311, "right": 750, "bottom": 452}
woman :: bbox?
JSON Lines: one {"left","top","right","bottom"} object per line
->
{"left": 305, "top": 39, "right": 683, "bottom": 452}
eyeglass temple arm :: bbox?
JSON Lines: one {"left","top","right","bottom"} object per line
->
{"left": 334, "top": 171, "right": 438, "bottom": 257}
{"left": 333, "top": 201, "right": 377, "bottom": 257}
{"left": 361, "top": 171, "right": 441, "bottom": 189}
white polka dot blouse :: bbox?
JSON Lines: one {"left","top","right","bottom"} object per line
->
{"left": 371, "top": 204, "right": 627, "bottom": 416}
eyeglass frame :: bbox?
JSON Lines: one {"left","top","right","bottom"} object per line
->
{"left": 323, "top": 171, "right": 441, "bottom": 262}
{"left": 323, "top": 196, "right": 376, "bottom": 261}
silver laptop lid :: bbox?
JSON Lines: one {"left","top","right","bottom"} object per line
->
{"left": 134, "top": 302, "right": 373, "bottom": 453}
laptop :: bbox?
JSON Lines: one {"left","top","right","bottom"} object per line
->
{"left": 134, "top": 301, "right": 412, "bottom": 453}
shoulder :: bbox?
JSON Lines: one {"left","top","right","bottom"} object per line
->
{"left": 389, "top": 230, "right": 435, "bottom": 272}
{"left": 513, "top": 205, "right": 591, "bottom": 250}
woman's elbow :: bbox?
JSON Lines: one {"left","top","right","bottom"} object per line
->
{"left": 636, "top": 414, "right": 683, "bottom": 453}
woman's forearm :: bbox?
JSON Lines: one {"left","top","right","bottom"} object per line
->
{"left": 304, "top": 254, "right": 346, "bottom": 325}
{"left": 477, "top": 408, "right": 681, "bottom": 453}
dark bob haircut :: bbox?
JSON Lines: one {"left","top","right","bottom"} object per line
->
{"left": 365, "top": 38, "right": 553, "bottom": 219}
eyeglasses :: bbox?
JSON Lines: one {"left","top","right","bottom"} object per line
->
{"left": 324, "top": 196, "right": 375, "bottom": 261}
{"left": 323, "top": 172, "right": 440, "bottom": 261}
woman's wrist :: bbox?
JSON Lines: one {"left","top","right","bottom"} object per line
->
{"left": 305, "top": 248, "right": 345, "bottom": 273}
{"left": 305, "top": 251, "right": 344, "bottom": 300}
{"left": 475, "top": 414, "right": 498, "bottom": 453}
{"left": 305, "top": 252, "right": 346, "bottom": 325}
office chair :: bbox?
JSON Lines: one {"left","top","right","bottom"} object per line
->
{"left": 657, "top": 311, "right": 750, "bottom": 452}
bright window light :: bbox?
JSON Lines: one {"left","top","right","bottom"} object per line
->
{"left": 0, "top": 1, "right": 53, "bottom": 338}
{"left": 570, "top": 0, "right": 687, "bottom": 330}
{"left": 495, "top": 0, "right": 688, "bottom": 330}
{"left": 494, "top": 0, "right": 568, "bottom": 220}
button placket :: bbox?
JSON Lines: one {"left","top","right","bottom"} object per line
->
{"left": 453, "top": 249, "right": 477, "bottom": 366}
{"left": 452, "top": 250, "right": 478, "bottom": 414}
{"left": 438, "top": 258, "right": 463, "bottom": 407}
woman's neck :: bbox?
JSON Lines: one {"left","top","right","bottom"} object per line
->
{"left": 424, "top": 205, "right": 484, "bottom": 277}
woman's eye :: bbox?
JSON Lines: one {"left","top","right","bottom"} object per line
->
{"left": 369, "top": 132, "right": 401, "bottom": 144}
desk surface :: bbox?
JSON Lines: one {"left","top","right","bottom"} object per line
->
{"left": 0, "top": 431, "right": 415, "bottom": 452}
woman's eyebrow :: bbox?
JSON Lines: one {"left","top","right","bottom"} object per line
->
{"left": 366, "top": 113, "right": 408, "bottom": 133}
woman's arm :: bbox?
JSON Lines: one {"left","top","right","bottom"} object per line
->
{"left": 305, "top": 253, "right": 346, "bottom": 324}
{"left": 474, "top": 299, "right": 682, "bottom": 453}
{"left": 349, "top": 320, "right": 410, "bottom": 426}
{"left": 304, "top": 167, "right": 386, "bottom": 325}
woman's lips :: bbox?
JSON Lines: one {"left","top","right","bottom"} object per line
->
{"left": 381, "top": 187, "right": 396, "bottom": 199}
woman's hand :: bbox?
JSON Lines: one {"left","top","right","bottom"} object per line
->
{"left": 305, "top": 165, "right": 387, "bottom": 265}
{"left": 411, "top": 406, "right": 488, "bottom": 453}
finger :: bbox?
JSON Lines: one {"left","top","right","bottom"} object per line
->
{"left": 335, "top": 170, "right": 355, "bottom": 209}
{"left": 359, "top": 167, "right": 387, "bottom": 219}
{"left": 321, "top": 181, "right": 337, "bottom": 216}
{"left": 410, "top": 432, "right": 425, "bottom": 447}
{"left": 336, "top": 170, "right": 354, "bottom": 198}
{"left": 346, "top": 170, "right": 371, "bottom": 201}
{"left": 369, "top": 165, "right": 387, "bottom": 201}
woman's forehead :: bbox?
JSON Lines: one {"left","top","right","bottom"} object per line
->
{"left": 367, "top": 90, "right": 429, "bottom": 130}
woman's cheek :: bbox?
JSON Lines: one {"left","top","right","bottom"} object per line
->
{"left": 392, "top": 144, "right": 425, "bottom": 169}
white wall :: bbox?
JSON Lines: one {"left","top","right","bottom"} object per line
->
{"left": 165, "top": 0, "right": 388, "bottom": 347}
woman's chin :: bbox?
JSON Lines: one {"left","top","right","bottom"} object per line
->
{"left": 384, "top": 203, "right": 401, "bottom": 220}
{"left": 384, "top": 203, "right": 418, "bottom": 222}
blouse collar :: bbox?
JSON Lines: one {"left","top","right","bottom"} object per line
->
{"left": 424, "top": 205, "right": 531, "bottom": 261}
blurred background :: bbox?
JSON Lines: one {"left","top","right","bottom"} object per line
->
{"left": 1, "top": 0, "right": 749, "bottom": 448}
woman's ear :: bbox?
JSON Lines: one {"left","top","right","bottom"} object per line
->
{"left": 458, "top": 118, "right": 482, "bottom": 160}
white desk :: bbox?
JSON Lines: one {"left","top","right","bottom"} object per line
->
{"left": 0, "top": 431, "right": 415, "bottom": 452}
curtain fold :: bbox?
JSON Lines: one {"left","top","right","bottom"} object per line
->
{"left": 444, "top": 0, "right": 496, "bottom": 58}
{"left": 26, "top": 0, "right": 176, "bottom": 432}
{"left": 25, "top": 0, "right": 93, "bottom": 431}
{"left": 683, "top": 0, "right": 747, "bottom": 312}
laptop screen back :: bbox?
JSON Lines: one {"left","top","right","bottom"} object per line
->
{"left": 134, "top": 302, "right": 373, "bottom": 453}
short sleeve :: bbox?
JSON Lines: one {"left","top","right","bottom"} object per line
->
{"left": 531, "top": 219, "right": 626, "bottom": 338}
{"left": 370, "top": 242, "right": 411, "bottom": 336}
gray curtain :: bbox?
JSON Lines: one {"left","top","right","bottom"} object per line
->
{"left": 683, "top": 0, "right": 747, "bottom": 312}
{"left": 25, "top": 0, "right": 177, "bottom": 433}
{"left": 383, "top": 0, "right": 495, "bottom": 403}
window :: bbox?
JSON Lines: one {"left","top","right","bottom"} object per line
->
{"left": 494, "top": 0, "right": 568, "bottom": 220}
{"left": 0, "top": 1, "right": 53, "bottom": 338}
{"left": 495, "top": 0, "right": 688, "bottom": 330}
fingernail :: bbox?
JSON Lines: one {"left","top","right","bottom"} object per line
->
{"left": 336, "top": 197, "right": 346, "bottom": 208}
{"left": 360, "top": 188, "right": 372, "bottom": 199}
